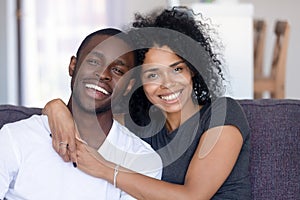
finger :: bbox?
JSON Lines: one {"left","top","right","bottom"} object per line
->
{"left": 68, "top": 123, "right": 80, "bottom": 164}
{"left": 54, "top": 121, "right": 71, "bottom": 156}
{"left": 62, "top": 151, "right": 71, "bottom": 162}
{"left": 74, "top": 123, "right": 86, "bottom": 144}
{"left": 53, "top": 129, "right": 66, "bottom": 155}
{"left": 75, "top": 139, "right": 85, "bottom": 151}
{"left": 58, "top": 142, "right": 69, "bottom": 159}
{"left": 68, "top": 139, "right": 77, "bottom": 164}
{"left": 48, "top": 114, "right": 60, "bottom": 154}
{"left": 51, "top": 129, "right": 60, "bottom": 154}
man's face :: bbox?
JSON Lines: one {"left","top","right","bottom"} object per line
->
{"left": 71, "top": 34, "right": 135, "bottom": 114}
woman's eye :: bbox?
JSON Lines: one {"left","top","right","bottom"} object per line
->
{"left": 174, "top": 67, "right": 183, "bottom": 73}
{"left": 147, "top": 73, "right": 158, "bottom": 79}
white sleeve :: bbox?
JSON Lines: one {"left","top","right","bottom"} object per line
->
{"left": 0, "top": 125, "right": 20, "bottom": 198}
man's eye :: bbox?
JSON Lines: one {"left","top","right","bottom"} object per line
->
{"left": 87, "top": 59, "right": 102, "bottom": 66}
{"left": 112, "top": 66, "right": 125, "bottom": 75}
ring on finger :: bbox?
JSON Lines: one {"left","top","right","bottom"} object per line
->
{"left": 59, "top": 141, "right": 68, "bottom": 148}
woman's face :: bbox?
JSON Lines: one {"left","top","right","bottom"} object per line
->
{"left": 141, "top": 45, "right": 196, "bottom": 115}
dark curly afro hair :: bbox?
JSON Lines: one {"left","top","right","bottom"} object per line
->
{"left": 124, "top": 6, "right": 226, "bottom": 127}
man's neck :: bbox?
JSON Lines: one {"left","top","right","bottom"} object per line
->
{"left": 67, "top": 100, "right": 113, "bottom": 149}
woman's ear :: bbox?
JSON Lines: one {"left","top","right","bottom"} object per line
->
{"left": 191, "top": 70, "right": 195, "bottom": 77}
{"left": 69, "top": 56, "right": 77, "bottom": 77}
{"left": 123, "top": 79, "right": 136, "bottom": 96}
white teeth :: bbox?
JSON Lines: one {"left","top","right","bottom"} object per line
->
{"left": 160, "top": 92, "right": 180, "bottom": 101}
{"left": 85, "top": 84, "right": 109, "bottom": 95}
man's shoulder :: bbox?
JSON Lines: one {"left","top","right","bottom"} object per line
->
{"left": 2, "top": 114, "right": 46, "bottom": 128}
{"left": 110, "top": 120, "right": 153, "bottom": 150}
{"left": 111, "top": 120, "right": 141, "bottom": 139}
{"left": 0, "top": 115, "right": 49, "bottom": 137}
{"left": 108, "top": 120, "right": 162, "bottom": 160}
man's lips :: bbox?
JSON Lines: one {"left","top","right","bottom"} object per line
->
{"left": 85, "top": 83, "right": 111, "bottom": 95}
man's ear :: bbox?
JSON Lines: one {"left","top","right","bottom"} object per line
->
{"left": 69, "top": 56, "right": 77, "bottom": 77}
{"left": 123, "top": 79, "right": 136, "bottom": 96}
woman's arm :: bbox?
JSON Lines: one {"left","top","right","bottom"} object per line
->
{"left": 76, "top": 125, "right": 243, "bottom": 200}
{"left": 43, "top": 99, "right": 77, "bottom": 163}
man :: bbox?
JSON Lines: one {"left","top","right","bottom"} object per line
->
{"left": 0, "top": 28, "right": 162, "bottom": 200}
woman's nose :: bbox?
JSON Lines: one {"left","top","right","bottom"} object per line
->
{"left": 160, "top": 74, "right": 176, "bottom": 89}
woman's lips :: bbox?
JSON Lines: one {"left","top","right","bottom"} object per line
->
{"left": 159, "top": 90, "right": 182, "bottom": 101}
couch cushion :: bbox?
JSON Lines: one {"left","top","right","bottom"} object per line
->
{"left": 238, "top": 99, "right": 300, "bottom": 200}
{"left": 0, "top": 104, "right": 42, "bottom": 129}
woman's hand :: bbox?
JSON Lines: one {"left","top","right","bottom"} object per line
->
{"left": 43, "top": 98, "right": 77, "bottom": 163}
{"left": 75, "top": 138, "right": 114, "bottom": 180}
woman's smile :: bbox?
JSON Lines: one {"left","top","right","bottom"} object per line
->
{"left": 159, "top": 90, "right": 182, "bottom": 101}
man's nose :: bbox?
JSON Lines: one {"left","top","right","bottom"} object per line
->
{"left": 95, "top": 66, "right": 111, "bottom": 81}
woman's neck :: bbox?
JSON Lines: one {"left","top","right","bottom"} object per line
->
{"left": 165, "top": 103, "right": 201, "bottom": 132}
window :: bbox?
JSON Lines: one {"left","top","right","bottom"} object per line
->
{"left": 21, "top": 0, "right": 107, "bottom": 106}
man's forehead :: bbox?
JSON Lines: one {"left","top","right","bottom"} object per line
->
{"left": 83, "top": 35, "right": 132, "bottom": 57}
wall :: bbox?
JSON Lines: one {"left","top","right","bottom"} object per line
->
{"left": 0, "top": 0, "right": 8, "bottom": 104}
{"left": 0, "top": 0, "right": 18, "bottom": 104}
{"left": 0, "top": 0, "right": 166, "bottom": 106}
{"left": 1, "top": 0, "right": 299, "bottom": 105}
{"left": 107, "top": 0, "right": 167, "bottom": 29}
{"left": 181, "top": 0, "right": 300, "bottom": 99}
{"left": 239, "top": 0, "right": 300, "bottom": 99}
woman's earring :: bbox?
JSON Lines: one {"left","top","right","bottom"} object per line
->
{"left": 193, "top": 82, "right": 201, "bottom": 100}
{"left": 198, "top": 90, "right": 208, "bottom": 102}
{"left": 193, "top": 82, "right": 210, "bottom": 104}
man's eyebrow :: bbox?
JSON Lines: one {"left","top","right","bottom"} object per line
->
{"left": 114, "top": 59, "right": 132, "bottom": 68}
{"left": 114, "top": 59, "right": 126, "bottom": 66}
{"left": 90, "top": 51, "right": 105, "bottom": 60}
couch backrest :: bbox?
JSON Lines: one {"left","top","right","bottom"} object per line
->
{"left": 0, "top": 100, "right": 299, "bottom": 199}
{"left": 0, "top": 104, "right": 42, "bottom": 129}
{"left": 238, "top": 99, "right": 300, "bottom": 200}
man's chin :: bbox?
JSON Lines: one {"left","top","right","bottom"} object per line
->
{"left": 94, "top": 106, "right": 111, "bottom": 114}
{"left": 80, "top": 105, "right": 111, "bottom": 114}
{"left": 72, "top": 95, "right": 111, "bottom": 114}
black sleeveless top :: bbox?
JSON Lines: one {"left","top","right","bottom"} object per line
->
{"left": 125, "top": 97, "right": 251, "bottom": 199}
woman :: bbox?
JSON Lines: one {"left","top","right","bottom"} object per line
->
{"left": 44, "top": 7, "right": 251, "bottom": 199}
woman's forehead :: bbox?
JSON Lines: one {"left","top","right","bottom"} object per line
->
{"left": 143, "top": 46, "right": 181, "bottom": 65}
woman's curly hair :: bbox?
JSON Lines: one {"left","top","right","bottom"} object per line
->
{"left": 125, "top": 6, "right": 226, "bottom": 127}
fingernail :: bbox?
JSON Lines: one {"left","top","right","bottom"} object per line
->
{"left": 49, "top": 134, "right": 52, "bottom": 137}
{"left": 73, "top": 162, "right": 77, "bottom": 168}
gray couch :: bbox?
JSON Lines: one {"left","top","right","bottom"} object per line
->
{"left": 0, "top": 99, "right": 299, "bottom": 199}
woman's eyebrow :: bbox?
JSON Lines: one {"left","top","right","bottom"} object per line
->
{"left": 143, "top": 67, "right": 159, "bottom": 74}
{"left": 169, "top": 60, "right": 185, "bottom": 67}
